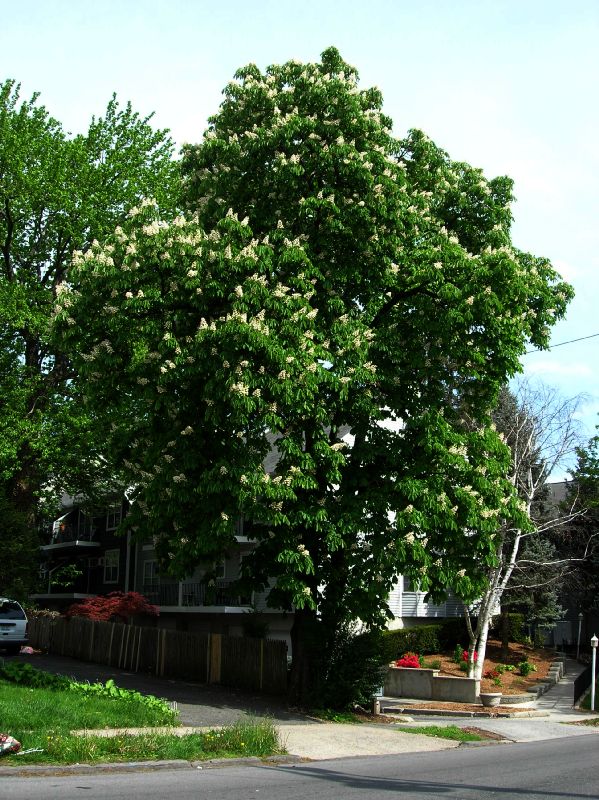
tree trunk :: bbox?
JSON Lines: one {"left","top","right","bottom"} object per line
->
{"left": 288, "top": 608, "right": 321, "bottom": 707}
{"left": 473, "top": 616, "right": 491, "bottom": 682}
{"left": 500, "top": 607, "right": 510, "bottom": 661}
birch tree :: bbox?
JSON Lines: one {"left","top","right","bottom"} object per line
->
{"left": 462, "top": 380, "right": 584, "bottom": 680}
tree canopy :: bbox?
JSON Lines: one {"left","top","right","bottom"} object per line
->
{"left": 53, "top": 48, "right": 572, "bottom": 702}
{"left": 0, "top": 79, "right": 179, "bottom": 519}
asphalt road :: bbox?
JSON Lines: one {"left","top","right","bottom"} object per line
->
{"left": 2, "top": 736, "right": 599, "bottom": 800}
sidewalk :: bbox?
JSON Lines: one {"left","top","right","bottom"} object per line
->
{"left": 68, "top": 721, "right": 460, "bottom": 760}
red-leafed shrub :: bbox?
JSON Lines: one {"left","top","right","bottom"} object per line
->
{"left": 395, "top": 652, "right": 421, "bottom": 668}
{"left": 463, "top": 649, "right": 477, "bottom": 662}
{"left": 65, "top": 591, "right": 159, "bottom": 623}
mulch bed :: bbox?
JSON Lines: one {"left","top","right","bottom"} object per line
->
{"left": 385, "top": 701, "right": 530, "bottom": 715}
{"left": 423, "top": 640, "right": 555, "bottom": 695}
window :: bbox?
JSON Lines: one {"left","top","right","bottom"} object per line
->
{"left": 80, "top": 511, "right": 94, "bottom": 540}
{"left": 103, "top": 549, "right": 119, "bottom": 584}
{"left": 0, "top": 600, "right": 26, "bottom": 620}
{"left": 214, "top": 559, "right": 225, "bottom": 580}
{"left": 143, "top": 560, "right": 159, "bottom": 585}
{"left": 106, "top": 504, "right": 122, "bottom": 531}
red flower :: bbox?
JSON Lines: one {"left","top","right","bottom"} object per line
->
{"left": 462, "top": 649, "right": 477, "bottom": 662}
{"left": 395, "top": 652, "right": 421, "bottom": 668}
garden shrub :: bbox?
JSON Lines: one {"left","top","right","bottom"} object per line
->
{"left": 383, "top": 618, "right": 478, "bottom": 661}
{"left": 65, "top": 591, "right": 158, "bottom": 622}
{"left": 436, "top": 617, "right": 473, "bottom": 650}
{"left": 395, "top": 652, "right": 421, "bottom": 668}
{"left": 517, "top": 659, "right": 537, "bottom": 677}
{"left": 383, "top": 625, "right": 441, "bottom": 657}
{"left": 312, "top": 625, "right": 395, "bottom": 710}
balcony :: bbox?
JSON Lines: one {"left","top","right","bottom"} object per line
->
{"left": 41, "top": 529, "right": 100, "bottom": 554}
{"left": 142, "top": 580, "right": 252, "bottom": 609}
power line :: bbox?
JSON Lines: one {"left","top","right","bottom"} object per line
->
{"left": 525, "top": 332, "right": 599, "bottom": 355}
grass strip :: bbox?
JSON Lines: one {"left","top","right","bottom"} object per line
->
{"left": 0, "top": 719, "right": 283, "bottom": 765}
{"left": 395, "top": 725, "right": 483, "bottom": 742}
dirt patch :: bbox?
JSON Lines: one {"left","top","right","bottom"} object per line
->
{"left": 421, "top": 640, "right": 555, "bottom": 695}
{"left": 460, "top": 726, "right": 508, "bottom": 740}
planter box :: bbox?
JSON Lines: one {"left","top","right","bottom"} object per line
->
{"left": 385, "top": 667, "right": 438, "bottom": 699}
{"left": 385, "top": 666, "right": 480, "bottom": 703}
{"left": 432, "top": 674, "right": 480, "bottom": 704}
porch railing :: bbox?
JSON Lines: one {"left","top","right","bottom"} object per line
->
{"left": 142, "top": 580, "right": 252, "bottom": 608}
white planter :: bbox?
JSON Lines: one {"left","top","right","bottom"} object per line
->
{"left": 479, "top": 692, "right": 502, "bottom": 708}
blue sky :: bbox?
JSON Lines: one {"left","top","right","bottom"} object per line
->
{"left": 3, "top": 0, "right": 598, "bottom": 460}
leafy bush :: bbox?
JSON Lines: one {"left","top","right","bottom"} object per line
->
{"left": 312, "top": 625, "right": 395, "bottom": 710}
{"left": 383, "top": 618, "right": 475, "bottom": 659}
{"left": 518, "top": 659, "right": 537, "bottom": 677}
{"left": 384, "top": 625, "right": 441, "bottom": 657}
{"left": 484, "top": 668, "right": 501, "bottom": 679}
{"left": 65, "top": 591, "right": 158, "bottom": 622}
{"left": 0, "top": 661, "right": 71, "bottom": 690}
{"left": 495, "top": 663, "right": 516, "bottom": 674}
{"left": 436, "top": 617, "right": 473, "bottom": 650}
{"left": 395, "top": 652, "right": 421, "bottom": 668}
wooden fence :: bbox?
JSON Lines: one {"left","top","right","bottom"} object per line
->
{"left": 28, "top": 616, "right": 288, "bottom": 694}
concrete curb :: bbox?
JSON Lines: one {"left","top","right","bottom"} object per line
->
{"left": 381, "top": 706, "right": 549, "bottom": 719}
{"left": 0, "top": 754, "right": 304, "bottom": 778}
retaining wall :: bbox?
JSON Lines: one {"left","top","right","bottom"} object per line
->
{"left": 384, "top": 666, "right": 480, "bottom": 703}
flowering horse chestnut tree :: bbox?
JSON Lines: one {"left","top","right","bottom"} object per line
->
{"left": 54, "top": 48, "right": 572, "bottom": 704}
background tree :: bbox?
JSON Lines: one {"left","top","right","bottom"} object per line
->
{"left": 0, "top": 486, "right": 40, "bottom": 601}
{"left": 560, "top": 434, "right": 599, "bottom": 615}
{"left": 0, "top": 79, "right": 179, "bottom": 526}
{"left": 461, "top": 380, "right": 584, "bottom": 680}
{"left": 55, "top": 49, "right": 571, "bottom": 705}
{"left": 501, "top": 532, "right": 565, "bottom": 647}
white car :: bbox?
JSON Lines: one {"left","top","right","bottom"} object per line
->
{"left": 0, "top": 598, "right": 28, "bottom": 655}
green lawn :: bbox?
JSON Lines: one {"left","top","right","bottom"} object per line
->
{"left": 395, "top": 725, "right": 483, "bottom": 742}
{"left": 0, "top": 681, "right": 177, "bottom": 732}
{"left": 0, "top": 668, "right": 283, "bottom": 765}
